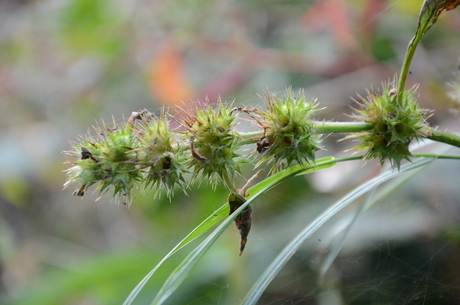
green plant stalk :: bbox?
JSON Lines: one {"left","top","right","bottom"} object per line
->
{"left": 396, "top": 0, "right": 453, "bottom": 102}
{"left": 427, "top": 130, "right": 460, "bottom": 149}
{"left": 313, "top": 121, "right": 372, "bottom": 133}
{"left": 413, "top": 153, "right": 460, "bottom": 160}
{"left": 397, "top": 33, "right": 423, "bottom": 98}
{"left": 239, "top": 122, "right": 373, "bottom": 145}
{"left": 241, "top": 123, "right": 460, "bottom": 149}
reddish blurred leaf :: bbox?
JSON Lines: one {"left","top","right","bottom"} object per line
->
{"left": 148, "top": 44, "right": 193, "bottom": 106}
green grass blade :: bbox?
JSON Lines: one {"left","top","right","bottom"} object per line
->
{"left": 124, "top": 158, "right": 337, "bottom": 305}
{"left": 242, "top": 157, "right": 435, "bottom": 305}
{"left": 318, "top": 149, "right": 456, "bottom": 282}
{"left": 143, "top": 157, "right": 338, "bottom": 305}
{"left": 173, "top": 158, "right": 339, "bottom": 251}
{"left": 318, "top": 186, "right": 377, "bottom": 283}
{"left": 318, "top": 164, "right": 427, "bottom": 281}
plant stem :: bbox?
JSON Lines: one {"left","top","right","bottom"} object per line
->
{"left": 412, "top": 153, "right": 460, "bottom": 160}
{"left": 240, "top": 124, "right": 460, "bottom": 150}
{"left": 397, "top": 34, "right": 423, "bottom": 98}
{"left": 239, "top": 122, "right": 373, "bottom": 143}
{"left": 427, "top": 129, "right": 460, "bottom": 149}
{"left": 221, "top": 171, "right": 237, "bottom": 193}
{"left": 335, "top": 155, "right": 364, "bottom": 163}
{"left": 313, "top": 121, "right": 372, "bottom": 133}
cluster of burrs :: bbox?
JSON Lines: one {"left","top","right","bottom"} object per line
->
{"left": 64, "top": 84, "right": 431, "bottom": 254}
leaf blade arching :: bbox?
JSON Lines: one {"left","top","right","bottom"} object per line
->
{"left": 149, "top": 157, "right": 338, "bottom": 305}
{"left": 124, "top": 156, "right": 339, "bottom": 305}
{"left": 242, "top": 157, "right": 435, "bottom": 305}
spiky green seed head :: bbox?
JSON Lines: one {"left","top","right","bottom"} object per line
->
{"left": 64, "top": 120, "right": 142, "bottom": 204}
{"left": 348, "top": 83, "right": 431, "bottom": 169}
{"left": 136, "top": 111, "right": 187, "bottom": 199}
{"left": 255, "top": 90, "right": 322, "bottom": 173}
{"left": 180, "top": 99, "right": 243, "bottom": 191}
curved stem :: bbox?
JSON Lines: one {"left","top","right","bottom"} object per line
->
{"left": 427, "top": 129, "right": 460, "bottom": 149}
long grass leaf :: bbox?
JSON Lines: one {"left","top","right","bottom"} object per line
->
{"left": 124, "top": 157, "right": 339, "bottom": 305}
{"left": 317, "top": 159, "right": 423, "bottom": 281}
{"left": 174, "top": 158, "right": 339, "bottom": 250}
{"left": 242, "top": 157, "right": 435, "bottom": 305}
{"left": 318, "top": 186, "right": 377, "bottom": 283}
{"left": 147, "top": 157, "right": 338, "bottom": 305}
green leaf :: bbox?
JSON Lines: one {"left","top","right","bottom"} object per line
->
{"left": 417, "top": 0, "right": 460, "bottom": 36}
{"left": 124, "top": 156, "right": 339, "bottom": 305}
{"left": 316, "top": 147, "right": 457, "bottom": 281}
{"left": 149, "top": 157, "right": 339, "bottom": 305}
{"left": 318, "top": 162, "right": 427, "bottom": 282}
{"left": 317, "top": 186, "right": 376, "bottom": 284}
{"left": 242, "top": 157, "right": 435, "bottom": 305}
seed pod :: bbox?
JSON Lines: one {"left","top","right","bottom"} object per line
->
{"left": 64, "top": 119, "right": 142, "bottom": 203}
{"left": 137, "top": 110, "right": 187, "bottom": 199}
{"left": 255, "top": 90, "right": 322, "bottom": 173}
{"left": 346, "top": 81, "right": 431, "bottom": 169}
{"left": 179, "top": 99, "right": 243, "bottom": 191}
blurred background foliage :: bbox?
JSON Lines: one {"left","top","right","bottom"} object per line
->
{"left": 1, "top": 0, "right": 460, "bottom": 304}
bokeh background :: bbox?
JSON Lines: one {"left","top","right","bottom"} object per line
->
{"left": 2, "top": 0, "right": 460, "bottom": 304}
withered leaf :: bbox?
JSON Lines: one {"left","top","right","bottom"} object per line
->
{"left": 228, "top": 192, "right": 252, "bottom": 256}
{"left": 444, "top": 0, "right": 460, "bottom": 10}
{"left": 418, "top": 0, "right": 460, "bottom": 36}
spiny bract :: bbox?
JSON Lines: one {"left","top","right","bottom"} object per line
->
{"left": 134, "top": 110, "right": 187, "bottom": 199}
{"left": 347, "top": 83, "right": 431, "bottom": 168}
{"left": 179, "top": 99, "right": 244, "bottom": 191}
{"left": 255, "top": 90, "right": 322, "bottom": 173}
{"left": 64, "top": 111, "right": 189, "bottom": 203}
{"left": 64, "top": 119, "right": 142, "bottom": 204}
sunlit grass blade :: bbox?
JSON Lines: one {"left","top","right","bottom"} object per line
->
{"left": 124, "top": 157, "right": 339, "bottom": 305}
{"left": 242, "top": 157, "right": 435, "bottom": 305}
{"left": 132, "top": 157, "right": 340, "bottom": 305}
{"left": 122, "top": 204, "right": 229, "bottom": 305}
{"left": 175, "top": 157, "right": 340, "bottom": 250}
